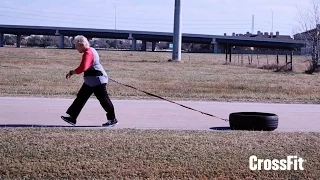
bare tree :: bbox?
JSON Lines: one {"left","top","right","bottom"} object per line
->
{"left": 42, "top": 36, "right": 58, "bottom": 48}
{"left": 3, "top": 35, "right": 15, "bottom": 45}
{"left": 294, "top": 0, "right": 320, "bottom": 74}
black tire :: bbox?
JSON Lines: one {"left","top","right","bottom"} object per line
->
{"left": 229, "top": 112, "right": 278, "bottom": 131}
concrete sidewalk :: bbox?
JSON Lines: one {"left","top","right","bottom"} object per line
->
{"left": 0, "top": 97, "right": 319, "bottom": 132}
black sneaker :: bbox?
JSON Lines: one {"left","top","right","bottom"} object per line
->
{"left": 61, "top": 116, "right": 76, "bottom": 126}
{"left": 102, "top": 119, "right": 118, "bottom": 127}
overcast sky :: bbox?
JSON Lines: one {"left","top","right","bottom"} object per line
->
{"left": 0, "top": 0, "right": 312, "bottom": 37}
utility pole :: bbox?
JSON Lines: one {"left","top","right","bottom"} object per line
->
{"left": 172, "top": 0, "right": 182, "bottom": 61}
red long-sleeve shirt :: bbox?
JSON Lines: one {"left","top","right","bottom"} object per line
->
{"left": 74, "top": 48, "right": 94, "bottom": 74}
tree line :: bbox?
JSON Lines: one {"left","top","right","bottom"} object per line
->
{"left": 1, "top": 34, "right": 213, "bottom": 52}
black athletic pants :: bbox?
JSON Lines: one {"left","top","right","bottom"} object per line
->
{"left": 66, "top": 83, "right": 116, "bottom": 120}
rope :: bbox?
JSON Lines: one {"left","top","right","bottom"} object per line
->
{"left": 109, "top": 78, "right": 229, "bottom": 122}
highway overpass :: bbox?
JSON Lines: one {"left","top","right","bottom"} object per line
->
{"left": 0, "top": 24, "right": 306, "bottom": 53}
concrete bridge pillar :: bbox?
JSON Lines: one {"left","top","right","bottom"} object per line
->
{"left": 218, "top": 44, "right": 226, "bottom": 53}
{"left": 213, "top": 44, "right": 217, "bottom": 53}
{"left": 16, "top": 34, "right": 21, "bottom": 48}
{"left": 141, "top": 40, "right": 147, "bottom": 51}
{"left": 128, "top": 33, "right": 136, "bottom": 51}
{"left": 71, "top": 36, "right": 75, "bottom": 49}
{"left": 211, "top": 44, "right": 225, "bottom": 53}
{"left": 211, "top": 38, "right": 225, "bottom": 53}
{"left": 59, "top": 34, "right": 64, "bottom": 49}
{"left": 0, "top": 33, "right": 3, "bottom": 47}
{"left": 152, "top": 41, "right": 157, "bottom": 51}
{"left": 212, "top": 38, "right": 217, "bottom": 53}
{"left": 131, "top": 38, "right": 137, "bottom": 51}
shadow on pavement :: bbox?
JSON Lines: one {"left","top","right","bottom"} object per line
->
{"left": 0, "top": 124, "right": 103, "bottom": 128}
{"left": 209, "top": 127, "right": 232, "bottom": 131}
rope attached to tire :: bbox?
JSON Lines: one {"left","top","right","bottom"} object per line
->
{"left": 110, "top": 78, "right": 229, "bottom": 122}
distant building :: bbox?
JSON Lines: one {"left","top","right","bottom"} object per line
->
{"left": 293, "top": 24, "right": 320, "bottom": 55}
{"left": 293, "top": 24, "right": 320, "bottom": 40}
{"left": 226, "top": 31, "right": 296, "bottom": 55}
{"left": 228, "top": 31, "right": 292, "bottom": 40}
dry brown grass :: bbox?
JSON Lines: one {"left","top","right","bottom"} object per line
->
{"left": 1, "top": 48, "right": 320, "bottom": 104}
{"left": 0, "top": 128, "right": 319, "bottom": 179}
{"left": 1, "top": 48, "right": 320, "bottom": 179}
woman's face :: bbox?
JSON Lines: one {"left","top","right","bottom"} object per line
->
{"left": 75, "top": 43, "right": 86, "bottom": 53}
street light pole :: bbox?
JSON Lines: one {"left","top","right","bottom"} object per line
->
{"left": 172, "top": 0, "right": 182, "bottom": 61}
{"left": 113, "top": 3, "right": 117, "bottom": 30}
{"left": 271, "top": 9, "right": 274, "bottom": 33}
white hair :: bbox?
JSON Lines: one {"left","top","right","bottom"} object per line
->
{"left": 73, "top": 35, "right": 90, "bottom": 48}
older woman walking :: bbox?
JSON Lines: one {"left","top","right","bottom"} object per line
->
{"left": 61, "top": 35, "right": 118, "bottom": 127}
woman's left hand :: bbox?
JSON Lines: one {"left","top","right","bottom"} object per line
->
{"left": 66, "top": 70, "right": 75, "bottom": 79}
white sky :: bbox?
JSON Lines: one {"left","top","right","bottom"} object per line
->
{"left": 0, "top": 0, "right": 312, "bottom": 37}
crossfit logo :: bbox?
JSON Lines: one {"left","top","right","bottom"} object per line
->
{"left": 249, "top": 155, "right": 306, "bottom": 170}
